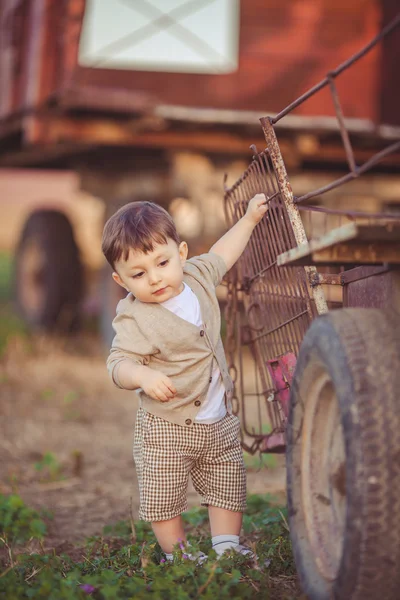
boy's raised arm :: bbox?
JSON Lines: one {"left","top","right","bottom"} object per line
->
{"left": 210, "top": 194, "right": 267, "bottom": 271}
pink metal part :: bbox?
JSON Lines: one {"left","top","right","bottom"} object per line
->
{"left": 259, "top": 352, "right": 297, "bottom": 453}
{"left": 267, "top": 352, "right": 297, "bottom": 419}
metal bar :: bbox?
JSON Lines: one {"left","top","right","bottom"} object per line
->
{"left": 245, "top": 310, "right": 309, "bottom": 345}
{"left": 261, "top": 118, "right": 328, "bottom": 316}
{"left": 298, "top": 204, "right": 400, "bottom": 221}
{"left": 308, "top": 272, "right": 343, "bottom": 287}
{"left": 328, "top": 76, "right": 357, "bottom": 174}
{"left": 272, "top": 12, "right": 400, "bottom": 124}
{"left": 295, "top": 139, "right": 400, "bottom": 204}
{"left": 247, "top": 260, "right": 277, "bottom": 285}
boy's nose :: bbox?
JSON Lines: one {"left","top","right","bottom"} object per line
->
{"left": 148, "top": 271, "right": 161, "bottom": 285}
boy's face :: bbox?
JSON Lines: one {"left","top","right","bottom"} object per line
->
{"left": 112, "top": 238, "right": 188, "bottom": 303}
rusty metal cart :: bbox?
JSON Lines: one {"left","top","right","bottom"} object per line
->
{"left": 224, "top": 14, "right": 400, "bottom": 600}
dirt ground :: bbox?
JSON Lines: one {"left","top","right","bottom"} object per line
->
{"left": 0, "top": 334, "right": 286, "bottom": 548}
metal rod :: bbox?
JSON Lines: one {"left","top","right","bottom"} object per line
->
{"left": 245, "top": 310, "right": 310, "bottom": 345}
{"left": 295, "top": 139, "right": 400, "bottom": 204}
{"left": 298, "top": 204, "right": 400, "bottom": 221}
{"left": 271, "top": 12, "right": 400, "bottom": 124}
{"left": 328, "top": 77, "right": 357, "bottom": 174}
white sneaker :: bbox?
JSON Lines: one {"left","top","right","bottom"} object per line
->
{"left": 218, "top": 544, "right": 256, "bottom": 560}
{"left": 163, "top": 550, "right": 208, "bottom": 566}
{"left": 184, "top": 550, "right": 208, "bottom": 565}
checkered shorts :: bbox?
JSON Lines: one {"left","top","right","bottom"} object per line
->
{"left": 133, "top": 408, "right": 247, "bottom": 522}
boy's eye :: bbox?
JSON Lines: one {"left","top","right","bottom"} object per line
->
{"left": 159, "top": 260, "right": 169, "bottom": 267}
{"left": 133, "top": 272, "right": 144, "bottom": 279}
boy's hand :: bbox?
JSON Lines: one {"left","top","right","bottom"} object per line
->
{"left": 244, "top": 193, "right": 268, "bottom": 225}
{"left": 140, "top": 369, "right": 176, "bottom": 402}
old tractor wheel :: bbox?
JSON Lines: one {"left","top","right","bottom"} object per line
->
{"left": 14, "top": 210, "right": 84, "bottom": 332}
{"left": 287, "top": 308, "right": 400, "bottom": 600}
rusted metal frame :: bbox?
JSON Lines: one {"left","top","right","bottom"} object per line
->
{"left": 328, "top": 76, "right": 357, "bottom": 174}
{"left": 295, "top": 139, "right": 400, "bottom": 204}
{"left": 237, "top": 311, "right": 265, "bottom": 445}
{"left": 232, "top": 177, "right": 255, "bottom": 289}
{"left": 246, "top": 260, "right": 277, "bottom": 285}
{"left": 239, "top": 163, "right": 288, "bottom": 431}
{"left": 241, "top": 163, "right": 264, "bottom": 280}
{"left": 225, "top": 152, "right": 280, "bottom": 203}
{"left": 224, "top": 149, "right": 312, "bottom": 438}
{"left": 261, "top": 117, "right": 328, "bottom": 316}
{"left": 298, "top": 204, "right": 400, "bottom": 221}
{"left": 308, "top": 272, "right": 343, "bottom": 287}
{"left": 236, "top": 162, "right": 285, "bottom": 432}
{"left": 271, "top": 12, "right": 400, "bottom": 124}
{"left": 257, "top": 153, "right": 304, "bottom": 356}
{"left": 250, "top": 156, "right": 289, "bottom": 358}
{"left": 264, "top": 161, "right": 311, "bottom": 354}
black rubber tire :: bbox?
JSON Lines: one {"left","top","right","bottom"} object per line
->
{"left": 287, "top": 308, "right": 400, "bottom": 600}
{"left": 14, "top": 210, "right": 84, "bottom": 332}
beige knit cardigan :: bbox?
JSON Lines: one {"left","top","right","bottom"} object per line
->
{"left": 107, "top": 252, "right": 234, "bottom": 427}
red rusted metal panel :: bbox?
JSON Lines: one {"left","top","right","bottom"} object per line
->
{"left": 381, "top": 0, "right": 400, "bottom": 125}
{"left": 342, "top": 266, "right": 400, "bottom": 310}
{"left": 1, "top": 0, "right": 398, "bottom": 124}
{"left": 74, "top": 0, "right": 387, "bottom": 118}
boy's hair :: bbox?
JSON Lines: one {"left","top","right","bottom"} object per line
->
{"left": 102, "top": 201, "right": 180, "bottom": 269}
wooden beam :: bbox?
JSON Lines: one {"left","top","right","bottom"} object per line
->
{"left": 278, "top": 222, "right": 400, "bottom": 266}
{"left": 23, "top": 114, "right": 268, "bottom": 154}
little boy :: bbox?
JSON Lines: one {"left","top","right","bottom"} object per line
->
{"left": 102, "top": 195, "right": 267, "bottom": 561}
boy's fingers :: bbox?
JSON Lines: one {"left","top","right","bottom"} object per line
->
{"left": 158, "top": 390, "right": 169, "bottom": 402}
{"left": 163, "top": 377, "right": 176, "bottom": 394}
{"left": 254, "top": 193, "right": 266, "bottom": 203}
{"left": 161, "top": 381, "right": 175, "bottom": 398}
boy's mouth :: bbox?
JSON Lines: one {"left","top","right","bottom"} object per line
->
{"left": 153, "top": 287, "right": 167, "bottom": 296}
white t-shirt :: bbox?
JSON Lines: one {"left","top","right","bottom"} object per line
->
{"left": 161, "top": 283, "right": 226, "bottom": 424}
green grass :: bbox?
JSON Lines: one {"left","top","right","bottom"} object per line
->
{"left": 0, "top": 251, "right": 13, "bottom": 302}
{"left": 243, "top": 452, "right": 278, "bottom": 470}
{"left": 0, "top": 251, "right": 28, "bottom": 356}
{"left": 0, "top": 493, "right": 300, "bottom": 599}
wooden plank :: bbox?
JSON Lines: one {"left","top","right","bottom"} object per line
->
{"left": 22, "top": 114, "right": 268, "bottom": 153}
{"left": 277, "top": 222, "right": 400, "bottom": 266}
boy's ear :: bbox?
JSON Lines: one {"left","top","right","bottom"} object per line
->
{"left": 112, "top": 271, "right": 128, "bottom": 290}
{"left": 179, "top": 241, "right": 188, "bottom": 264}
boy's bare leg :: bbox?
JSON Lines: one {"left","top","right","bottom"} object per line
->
{"left": 208, "top": 506, "right": 253, "bottom": 558}
{"left": 152, "top": 515, "right": 186, "bottom": 554}
{"left": 208, "top": 506, "right": 242, "bottom": 536}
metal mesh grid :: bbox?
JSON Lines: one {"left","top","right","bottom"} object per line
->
{"left": 224, "top": 149, "right": 318, "bottom": 451}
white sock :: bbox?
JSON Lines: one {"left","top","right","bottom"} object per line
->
{"left": 212, "top": 534, "right": 239, "bottom": 557}
{"left": 165, "top": 552, "right": 174, "bottom": 561}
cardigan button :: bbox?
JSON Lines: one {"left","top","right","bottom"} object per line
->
{"left": 200, "top": 330, "right": 205, "bottom": 337}
{"left": 185, "top": 419, "right": 192, "bottom": 426}
{"left": 194, "top": 400, "right": 201, "bottom": 407}
{"left": 209, "top": 377, "right": 212, "bottom": 383}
